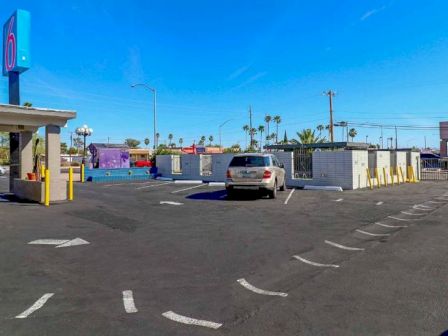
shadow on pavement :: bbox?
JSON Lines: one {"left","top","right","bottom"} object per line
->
{"left": 187, "top": 189, "right": 262, "bottom": 201}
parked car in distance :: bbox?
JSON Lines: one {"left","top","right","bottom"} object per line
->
{"left": 134, "top": 160, "right": 152, "bottom": 168}
{"left": 0, "top": 166, "right": 6, "bottom": 175}
{"left": 225, "top": 154, "right": 286, "bottom": 199}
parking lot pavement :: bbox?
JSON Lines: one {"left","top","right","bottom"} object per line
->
{"left": 0, "top": 180, "right": 448, "bottom": 335}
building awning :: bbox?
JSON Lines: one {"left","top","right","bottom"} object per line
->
{"left": 0, "top": 103, "right": 76, "bottom": 132}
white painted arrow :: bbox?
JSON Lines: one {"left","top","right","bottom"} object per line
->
{"left": 28, "top": 238, "right": 89, "bottom": 248}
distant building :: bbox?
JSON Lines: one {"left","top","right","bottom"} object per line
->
{"left": 129, "top": 148, "right": 152, "bottom": 162}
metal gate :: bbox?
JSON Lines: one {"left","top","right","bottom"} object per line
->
{"left": 293, "top": 148, "right": 312, "bottom": 179}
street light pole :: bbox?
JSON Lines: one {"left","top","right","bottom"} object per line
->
{"left": 131, "top": 83, "right": 157, "bottom": 150}
{"left": 219, "top": 119, "right": 232, "bottom": 149}
{"left": 75, "top": 125, "right": 93, "bottom": 164}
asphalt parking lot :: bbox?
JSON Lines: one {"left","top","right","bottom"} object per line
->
{"left": 1, "top": 177, "right": 448, "bottom": 335}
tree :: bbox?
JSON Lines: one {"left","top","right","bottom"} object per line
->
{"left": 348, "top": 128, "right": 357, "bottom": 141}
{"left": 224, "top": 144, "right": 241, "bottom": 153}
{"left": 60, "top": 142, "right": 68, "bottom": 154}
{"left": 264, "top": 115, "right": 272, "bottom": 144}
{"left": 199, "top": 136, "right": 206, "bottom": 146}
{"left": 293, "top": 129, "right": 326, "bottom": 144}
{"left": 23, "top": 102, "right": 32, "bottom": 107}
{"left": 73, "top": 136, "right": 84, "bottom": 154}
{"left": 258, "top": 125, "right": 265, "bottom": 152}
{"left": 144, "top": 138, "right": 150, "bottom": 147}
{"left": 179, "top": 138, "right": 183, "bottom": 148}
{"left": 317, "top": 124, "right": 324, "bottom": 137}
{"left": 68, "top": 147, "right": 77, "bottom": 155}
{"left": 168, "top": 133, "right": 174, "bottom": 146}
{"left": 124, "top": 138, "right": 141, "bottom": 148}
{"left": 273, "top": 115, "right": 281, "bottom": 144}
{"left": 249, "top": 128, "right": 257, "bottom": 150}
{"left": 208, "top": 135, "right": 214, "bottom": 146}
{"left": 242, "top": 125, "right": 249, "bottom": 149}
{"left": 283, "top": 130, "right": 288, "bottom": 144}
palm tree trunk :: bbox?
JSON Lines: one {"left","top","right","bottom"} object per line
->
{"left": 267, "top": 123, "right": 270, "bottom": 144}
{"left": 276, "top": 124, "right": 279, "bottom": 144}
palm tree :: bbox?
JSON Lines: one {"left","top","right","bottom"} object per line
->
{"left": 242, "top": 125, "right": 249, "bottom": 149}
{"left": 179, "top": 138, "right": 183, "bottom": 148}
{"left": 264, "top": 115, "right": 272, "bottom": 144}
{"left": 273, "top": 115, "right": 281, "bottom": 144}
{"left": 144, "top": 138, "right": 150, "bottom": 147}
{"left": 250, "top": 128, "right": 257, "bottom": 150}
{"left": 258, "top": 125, "right": 265, "bottom": 152}
{"left": 168, "top": 133, "right": 174, "bottom": 147}
{"left": 156, "top": 133, "right": 160, "bottom": 147}
{"left": 199, "top": 136, "right": 206, "bottom": 146}
{"left": 294, "top": 129, "right": 326, "bottom": 144}
{"left": 269, "top": 133, "right": 276, "bottom": 144}
{"left": 348, "top": 128, "right": 357, "bottom": 141}
{"left": 316, "top": 125, "right": 324, "bottom": 138}
{"left": 208, "top": 135, "right": 214, "bottom": 146}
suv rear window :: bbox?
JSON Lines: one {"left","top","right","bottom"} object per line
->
{"left": 229, "top": 156, "right": 270, "bottom": 167}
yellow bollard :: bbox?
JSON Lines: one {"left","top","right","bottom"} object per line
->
{"left": 69, "top": 167, "right": 74, "bottom": 201}
{"left": 383, "top": 167, "right": 388, "bottom": 187}
{"left": 81, "top": 164, "right": 85, "bottom": 183}
{"left": 41, "top": 164, "right": 46, "bottom": 179}
{"left": 44, "top": 169, "right": 50, "bottom": 207}
{"left": 366, "top": 168, "right": 373, "bottom": 190}
{"left": 375, "top": 168, "right": 380, "bottom": 188}
{"left": 390, "top": 167, "right": 395, "bottom": 186}
{"left": 399, "top": 166, "right": 405, "bottom": 183}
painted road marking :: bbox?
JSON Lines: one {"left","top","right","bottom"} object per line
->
{"left": 162, "top": 311, "right": 222, "bottom": 330}
{"left": 284, "top": 189, "right": 295, "bottom": 205}
{"left": 324, "top": 240, "right": 365, "bottom": 251}
{"left": 374, "top": 222, "right": 407, "bottom": 228}
{"left": 136, "top": 182, "right": 173, "bottom": 190}
{"left": 15, "top": 293, "right": 54, "bottom": 319}
{"left": 401, "top": 211, "right": 425, "bottom": 216}
{"left": 428, "top": 200, "right": 446, "bottom": 204}
{"left": 28, "top": 239, "right": 69, "bottom": 245}
{"left": 293, "top": 255, "right": 340, "bottom": 268}
{"left": 376, "top": 201, "right": 384, "bottom": 206}
{"left": 55, "top": 238, "right": 90, "bottom": 248}
{"left": 412, "top": 205, "right": 433, "bottom": 211}
{"left": 122, "top": 290, "right": 138, "bottom": 313}
{"left": 388, "top": 216, "right": 417, "bottom": 222}
{"left": 355, "top": 229, "right": 390, "bottom": 237}
{"left": 171, "top": 184, "right": 204, "bottom": 194}
{"left": 160, "top": 201, "right": 184, "bottom": 206}
{"left": 236, "top": 278, "right": 288, "bottom": 297}
{"left": 103, "top": 181, "right": 156, "bottom": 187}
{"left": 333, "top": 198, "right": 343, "bottom": 202}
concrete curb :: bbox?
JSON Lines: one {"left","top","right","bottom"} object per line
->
{"left": 174, "top": 180, "right": 203, "bottom": 184}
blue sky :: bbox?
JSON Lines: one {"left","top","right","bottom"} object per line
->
{"left": 1, "top": 1, "right": 448, "bottom": 148}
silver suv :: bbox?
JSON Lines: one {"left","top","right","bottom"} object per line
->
{"left": 225, "top": 154, "right": 286, "bottom": 199}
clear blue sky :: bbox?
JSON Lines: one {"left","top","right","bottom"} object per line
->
{"left": 1, "top": 1, "right": 448, "bottom": 148}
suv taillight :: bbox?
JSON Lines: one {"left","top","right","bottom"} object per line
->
{"left": 226, "top": 170, "right": 232, "bottom": 178}
{"left": 263, "top": 170, "right": 272, "bottom": 179}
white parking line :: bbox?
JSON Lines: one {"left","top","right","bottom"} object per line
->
{"left": 162, "top": 311, "right": 222, "bottom": 330}
{"left": 236, "top": 278, "right": 288, "bottom": 297}
{"left": 333, "top": 198, "right": 343, "bottom": 202}
{"left": 160, "top": 201, "right": 184, "bottom": 206}
{"left": 293, "top": 255, "right": 340, "bottom": 268}
{"left": 401, "top": 211, "right": 425, "bottom": 216}
{"left": 374, "top": 222, "right": 407, "bottom": 228}
{"left": 15, "top": 293, "right": 54, "bottom": 319}
{"left": 171, "top": 184, "right": 204, "bottom": 194}
{"left": 122, "top": 290, "right": 138, "bottom": 313}
{"left": 355, "top": 229, "right": 390, "bottom": 237}
{"left": 103, "top": 181, "right": 156, "bottom": 187}
{"left": 376, "top": 201, "right": 383, "bottom": 206}
{"left": 324, "top": 240, "right": 365, "bottom": 251}
{"left": 28, "top": 239, "right": 69, "bottom": 245}
{"left": 136, "top": 182, "right": 173, "bottom": 190}
{"left": 412, "top": 205, "right": 433, "bottom": 211}
{"left": 284, "top": 189, "right": 295, "bottom": 205}
{"left": 388, "top": 216, "right": 416, "bottom": 222}
{"left": 428, "top": 200, "right": 446, "bottom": 204}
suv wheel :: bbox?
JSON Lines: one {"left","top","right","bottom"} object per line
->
{"left": 279, "top": 178, "right": 286, "bottom": 191}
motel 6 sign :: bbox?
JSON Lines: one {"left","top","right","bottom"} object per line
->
{"left": 3, "top": 9, "right": 31, "bottom": 76}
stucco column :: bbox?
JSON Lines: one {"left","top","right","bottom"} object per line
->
{"left": 45, "top": 125, "right": 61, "bottom": 181}
{"left": 19, "top": 131, "right": 33, "bottom": 179}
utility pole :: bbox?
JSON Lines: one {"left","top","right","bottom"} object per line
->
{"left": 395, "top": 126, "right": 398, "bottom": 149}
{"left": 249, "top": 106, "right": 253, "bottom": 150}
{"left": 323, "top": 90, "right": 336, "bottom": 143}
{"left": 424, "top": 136, "right": 427, "bottom": 149}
